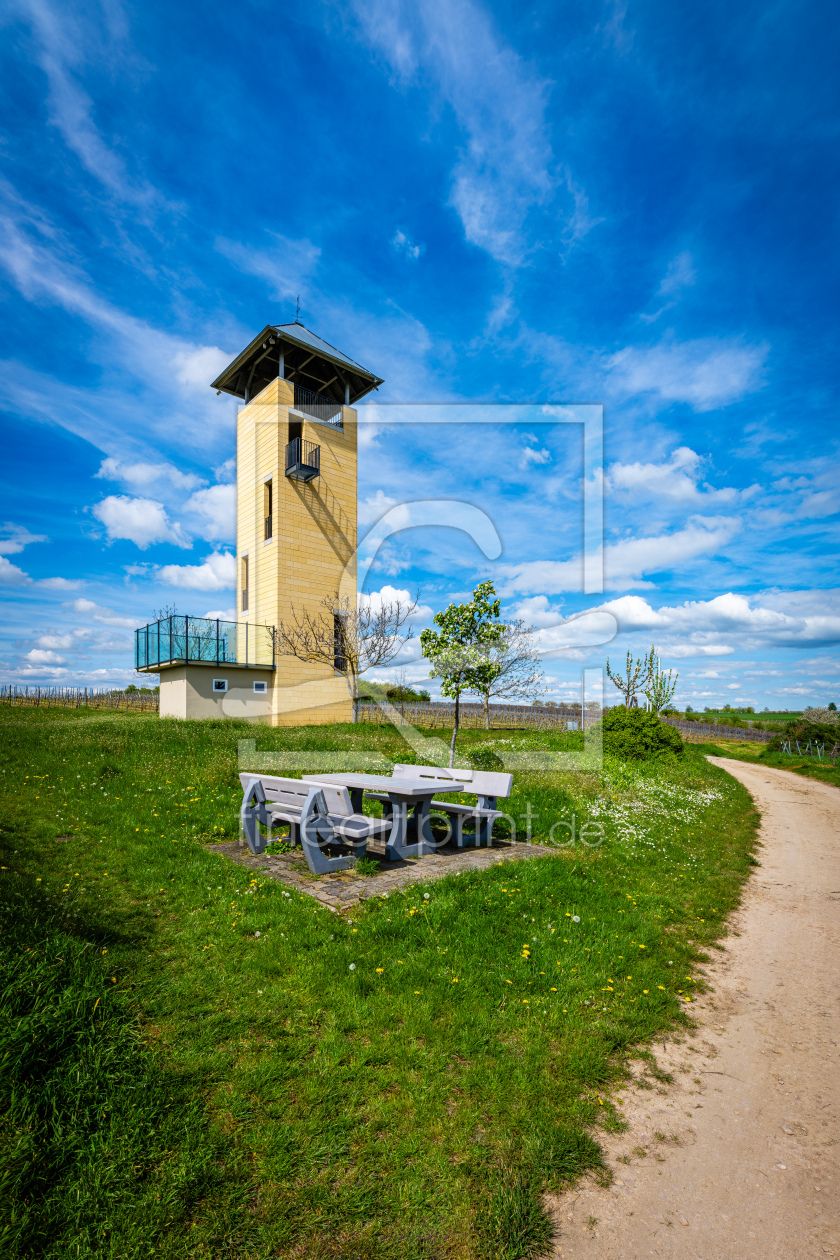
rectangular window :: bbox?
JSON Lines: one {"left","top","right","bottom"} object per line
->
{"left": 241, "top": 556, "right": 249, "bottom": 612}
{"left": 333, "top": 613, "right": 346, "bottom": 674}
{"left": 213, "top": 679, "right": 228, "bottom": 693}
{"left": 253, "top": 681, "right": 267, "bottom": 694}
{"left": 264, "top": 479, "right": 273, "bottom": 541}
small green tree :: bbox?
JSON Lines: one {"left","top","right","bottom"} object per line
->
{"left": 421, "top": 582, "right": 505, "bottom": 766}
{"left": 605, "top": 648, "right": 652, "bottom": 708}
{"left": 643, "top": 650, "right": 679, "bottom": 715}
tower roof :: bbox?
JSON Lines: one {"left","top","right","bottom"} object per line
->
{"left": 210, "top": 322, "right": 384, "bottom": 405}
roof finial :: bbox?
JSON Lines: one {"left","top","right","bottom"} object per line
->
{"left": 295, "top": 295, "right": 301, "bottom": 324}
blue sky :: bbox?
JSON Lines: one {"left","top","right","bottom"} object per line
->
{"left": 0, "top": 0, "right": 838, "bottom": 709}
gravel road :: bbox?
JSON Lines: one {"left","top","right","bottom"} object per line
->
{"left": 548, "top": 758, "right": 839, "bottom": 1259}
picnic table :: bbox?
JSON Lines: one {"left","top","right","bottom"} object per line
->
{"left": 301, "top": 771, "right": 469, "bottom": 861}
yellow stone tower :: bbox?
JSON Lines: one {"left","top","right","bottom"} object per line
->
{"left": 212, "top": 322, "right": 383, "bottom": 726}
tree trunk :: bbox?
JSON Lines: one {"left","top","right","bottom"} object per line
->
{"left": 449, "top": 691, "right": 461, "bottom": 768}
{"left": 483, "top": 690, "right": 490, "bottom": 729}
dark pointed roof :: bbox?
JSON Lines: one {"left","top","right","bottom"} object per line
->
{"left": 210, "top": 322, "right": 384, "bottom": 405}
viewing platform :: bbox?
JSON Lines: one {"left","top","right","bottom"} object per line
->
{"left": 135, "top": 614, "right": 275, "bottom": 673}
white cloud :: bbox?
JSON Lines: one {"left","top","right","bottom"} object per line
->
{"left": 0, "top": 193, "right": 237, "bottom": 455}
{"left": 0, "top": 556, "right": 29, "bottom": 584}
{"left": 348, "top": 0, "right": 568, "bottom": 266}
{"left": 214, "top": 458, "right": 236, "bottom": 483}
{"left": 38, "top": 576, "right": 84, "bottom": 590}
{"left": 182, "top": 484, "right": 236, "bottom": 542}
{"left": 658, "top": 643, "right": 735, "bottom": 658}
{"left": 202, "top": 608, "right": 236, "bottom": 621}
{"left": 216, "top": 232, "right": 321, "bottom": 302}
{"left": 35, "top": 633, "right": 76, "bottom": 649}
{"left": 511, "top": 595, "right": 566, "bottom": 628}
{"left": 606, "top": 337, "right": 767, "bottom": 411}
{"left": 535, "top": 610, "right": 618, "bottom": 655}
{"left": 26, "top": 647, "right": 66, "bottom": 664}
{"left": 358, "top": 490, "right": 400, "bottom": 527}
{"left": 658, "top": 250, "right": 696, "bottom": 297}
{"left": 71, "top": 598, "right": 140, "bottom": 629}
{"left": 158, "top": 551, "right": 236, "bottom": 592}
{"left": 606, "top": 446, "right": 739, "bottom": 504}
{"left": 91, "top": 495, "right": 190, "bottom": 549}
{"left": 0, "top": 523, "right": 48, "bottom": 554}
{"left": 595, "top": 590, "right": 840, "bottom": 652}
{"left": 23, "top": 0, "right": 163, "bottom": 210}
{"left": 519, "top": 445, "right": 551, "bottom": 469}
{"left": 369, "top": 545, "right": 413, "bottom": 577}
{"left": 171, "top": 345, "right": 231, "bottom": 392}
{"left": 359, "top": 585, "right": 432, "bottom": 619}
{"left": 498, "top": 518, "right": 740, "bottom": 595}
{"left": 392, "top": 229, "right": 424, "bottom": 259}
{"left": 96, "top": 457, "right": 205, "bottom": 493}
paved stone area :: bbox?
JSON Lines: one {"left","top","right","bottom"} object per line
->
{"left": 206, "top": 835, "right": 556, "bottom": 911}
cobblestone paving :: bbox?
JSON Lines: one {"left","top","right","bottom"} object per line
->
{"left": 206, "top": 837, "right": 556, "bottom": 912}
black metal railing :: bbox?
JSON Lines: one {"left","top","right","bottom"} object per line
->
{"left": 285, "top": 437, "right": 320, "bottom": 482}
{"left": 264, "top": 514, "right": 272, "bottom": 541}
{"left": 293, "top": 384, "right": 343, "bottom": 427}
{"left": 134, "top": 615, "right": 275, "bottom": 672}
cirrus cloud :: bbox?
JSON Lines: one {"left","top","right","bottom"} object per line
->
{"left": 606, "top": 337, "right": 767, "bottom": 411}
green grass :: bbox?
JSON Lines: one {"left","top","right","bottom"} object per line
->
{"left": 0, "top": 710, "right": 761, "bottom": 1259}
{"left": 697, "top": 739, "right": 840, "bottom": 789}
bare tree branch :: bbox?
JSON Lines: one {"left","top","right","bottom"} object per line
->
{"left": 470, "top": 620, "right": 545, "bottom": 728}
{"left": 274, "top": 591, "right": 417, "bottom": 721}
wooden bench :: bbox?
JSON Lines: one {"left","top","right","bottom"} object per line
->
{"left": 368, "top": 764, "right": 513, "bottom": 848}
{"left": 239, "top": 774, "right": 391, "bottom": 875}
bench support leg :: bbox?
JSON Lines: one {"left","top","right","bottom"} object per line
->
{"left": 240, "top": 778, "right": 271, "bottom": 856}
{"left": 299, "top": 790, "right": 368, "bottom": 875}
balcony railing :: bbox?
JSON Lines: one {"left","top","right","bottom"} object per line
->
{"left": 293, "top": 384, "right": 343, "bottom": 428}
{"left": 285, "top": 437, "right": 320, "bottom": 482}
{"left": 135, "top": 615, "right": 275, "bottom": 672}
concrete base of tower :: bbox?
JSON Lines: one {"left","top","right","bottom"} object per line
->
{"left": 158, "top": 665, "right": 274, "bottom": 721}
{"left": 155, "top": 665, "right": 355, "bottom": 725}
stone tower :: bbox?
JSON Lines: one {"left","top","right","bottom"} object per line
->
{"left": 212, "top": 322, "right": 383, "bottom": 725}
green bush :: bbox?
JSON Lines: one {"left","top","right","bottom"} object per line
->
{"left": 765, "top": 718, "right": 839, "bottom": 753}
{"left": 467, "top": 746, "right": 505, "bottom": 772}
{"left": 592, "top": 707, "right": 684, "bottom": 761}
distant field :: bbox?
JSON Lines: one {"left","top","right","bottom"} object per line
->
{"left": 1, "top": 709, "right": 761, "bottom": 1259}
{"left": 685, "top": 711, "right": 801, "bottom": 722}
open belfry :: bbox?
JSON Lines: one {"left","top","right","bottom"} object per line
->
{"left": 135, "top": 321, "right": 382, "bottom": 722}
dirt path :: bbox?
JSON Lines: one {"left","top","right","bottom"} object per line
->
{"left": 548, "top": 758, "right": 840, "bottom": 1259}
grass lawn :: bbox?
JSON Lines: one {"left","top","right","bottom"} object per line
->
{"left": 696, "top": 738, "right": 840, "bottom": 790}
{"left": 1, "top": 710, "right": 761, "bottom": 1259}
